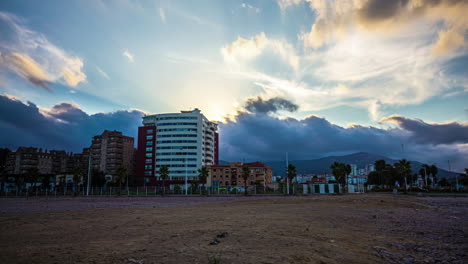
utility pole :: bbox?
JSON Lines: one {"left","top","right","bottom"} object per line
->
{"left": 286, "top": 152, "right": 289, "bottom": 195}
{"left": 449, "top": 160, "right": 457, "bottom": 191}
{"left": 185, "top": 153, "right": 188, "bottom": 195}
{"left": 86, "top": 153, "right": 91, "bottom": 196}
{"left": 401, "top": 144, "right": 407, "bottom": 191}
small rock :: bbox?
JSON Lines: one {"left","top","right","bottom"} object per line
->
{"left": 217, "top": 232, "right": 228, "bottom": 238}
{"left": 127, "top": 258, "right": 144, "bottom": 264}
{"left": 209, "top": 238, "right": 221, "bottom": 245}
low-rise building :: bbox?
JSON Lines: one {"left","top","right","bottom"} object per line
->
{"left": 207, "top": 162, "right": 273, "bottom": 189}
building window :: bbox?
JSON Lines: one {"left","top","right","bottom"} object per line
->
{"left": 145, "top": 159, "right": 152, "bottom": 163}
{"left": 145, "top": 153, "right": 153, "bottom": 157}
{"left": 146, "top": 135, "right": 153, "bottom": 140}
{"left": 145, "top": 165, "right": 152, "bottom": 169}
{"left": 147, "top": 129, "right": 153, "bottom": 134}
{"left": 146, "top": 141, "right": 153, "bottom": 146}
{"left": 145, "top": 171, "right": 152, "bottom": 176}
{"left": 146, "top": 147, "right": 152, "bottom": 152}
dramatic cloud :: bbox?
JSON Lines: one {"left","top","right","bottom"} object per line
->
{"left": 0, "top": 12, "right": 86, "bottom": 88}
{"left": 0, "top": 52, "right": 51, "bottom": 89}
{"left": 220, "top": 110, "right": 468, "bottom": 171}
{"left": 246, "top": 0, "right": 465, "bottom": 121}
{"left": 221, "top": 32, "right": 299, "bottom": 72}
{"left": 244, "top": 96, "right": 299, "bottom": 114}
{"left": 380, "top": 115, "right": 468, "bottom": 145}
{"left": 0, "top": 94, "right": 144, "bottom": 152}
{"left": 296, "top": 0, "right": 468, "bottom": 53}
{"left": 123, "top": 50, "right": 135, "bottom": 63}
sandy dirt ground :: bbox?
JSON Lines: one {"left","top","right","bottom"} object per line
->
{"left": 0, "top": 194, "right": 467, "bottom": 264}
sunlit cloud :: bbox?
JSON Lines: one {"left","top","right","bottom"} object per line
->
{"left": 0, "top": 12, "right": 86, "bottom": 88}
{"left": 159, "top": 8, "right": 166, "bottom": 24}
{"left": 221, "top": 32, "right": 299, "bottom": 72}
{"left": 123, "top": 49, "right": 135, "bottom": 63}
{"left": 295, "top": 0, "right": 468, "bottom": 55}
{"left": 241, "top": 3, "right": 261, "bottom": 13}
{"left": 0, "top": 52, "right": 52, "bottom": 89}
{"left": 96, "top": 66, "right": 110, "bottom": 80}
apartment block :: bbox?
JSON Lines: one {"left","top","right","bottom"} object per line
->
{"left": 89, "top": 130, "right": 135, "bottom": 179}
{"left": 136, "top": 108, "right": 219, "bottom": 185}
{"left": 6, "top": 147, "right": 53, "bottom": 175}
{"left": 206, "top": 162, "right": 273, "bottom": 189}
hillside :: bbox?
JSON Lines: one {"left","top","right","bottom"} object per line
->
{"left": 220, "top": 152, "right": 459, "bottom": 179}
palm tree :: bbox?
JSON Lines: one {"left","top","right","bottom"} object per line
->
{"left": 41, "top": 175, "right": 51, "bottom": 191}
{"left": 198, "top": 166, "right": 209, "bottom": 194}
{"left": 430, "top": 164, "right": 438, "bottom": 185}
{"left": 159, "top": 165, "right": 169, "bottom": 195}
{"left": 241, "top": 166, "right": 250, "bottom": 196}
{"left": 330, "top": 162, "right": 345, "bottom": 188}
{"left": 394, "top": 159, "right": 411, "bottom": 192}
{"left": 422, "top": 164, "right": 431, "bottom": 186}
{"left": 115, "top": 166, "right": 127, "bottom": 195}
{"left": 25, "top": 167, "right": 40, "bottom": 194}
{"left": 345, "top": 164, "right": 351, "bottom": 189}
{"left": 287, "top": 164, "right": 297, "bottom": 195}
{"left": 419, "top": 168, "right": 427, "bottom": 186}
{"left": 72, "top": 167, "right": 83, "bottom": 196}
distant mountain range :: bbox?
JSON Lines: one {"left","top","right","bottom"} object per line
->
{"left": 220, "top": 152, "right": 460, "bottom": 179}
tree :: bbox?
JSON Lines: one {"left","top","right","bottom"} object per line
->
{"left": 241, "top": 166, "right": 250, "bottom": 196}
{"left": 330, "top": 162, "right": 346, "bottom": 187}
{"left": 159, "top": 165, "right": 169, "bottom": 195}
{"left": 287, "top": 164, "right": 297, "bottom": 195}
{"left": 72, "top": 168, "right": 83, "bottom": 196}
{"left": 419, "top": 167, "right": 427, "bottom": 186}
{"left": 198, "top": 166, "right": 209, "bottom": 193}
{"left": 0, "top": 148, "right": 11, "bottom": 193}
{"left": 24, "top": 167, "right": 40, "bottom": 192}
{"left": 430, "top": 164, "right": 438, "bottom": 184}
{"left": 439, "top": 178, "right": 450, "bottom": 187}
{"left": 367, "top": 171, "right": 380, "bottom": 185}
{"left": 345, "top": 164, "right": 352, "bottom": 188}
{"left": 115, "top": 166, "right": 127, "bottom": 195}
{"left": 422, "top": 164, "right": 431, "bottom": 185}
{"left": 41, "top": 175, "right": 51, "bottom": 191}
{"left": 91, "top": 169, "right": 106, "bottom": 187}
{"left": 394, "top": 159, "right": 411, "bottom": 192}
{"left": 375, "top": 160, "right": 386, "bottom": 172}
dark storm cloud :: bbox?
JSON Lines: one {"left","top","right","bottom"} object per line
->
{"left": 219, "top": 111, "right": 467, "bottom": 170}
{"left": 244, "top": 96, "right": 299, "bottom": 114}
{"left": 380, "top": 115, "right": 468, "bottom": 145}
{"left": 357, "top": 0, "right": 409, "bottom": 22}
{"left": 0, "top": 95, "right": 144, "bottom": 152}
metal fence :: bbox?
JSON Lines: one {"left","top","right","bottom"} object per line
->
{"left": 0, "top": 185, "right": 291, "bottom": 197}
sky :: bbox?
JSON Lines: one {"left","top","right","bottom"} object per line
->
{"left": 0, "top": 0, "right": 467, "bottom": 171}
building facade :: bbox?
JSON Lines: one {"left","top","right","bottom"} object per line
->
{"left": 206, "top": 162, "right": 273, "bottom": 189}
{"left": 136, "top": 108, "right": 219, "bottom": 185}
{"left": 6, "top": 147, "right": 53, "bottom": 175}
{"left": 89, "top": 130, "right": 135, "bottom": 179}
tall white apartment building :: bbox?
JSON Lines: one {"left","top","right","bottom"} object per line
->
{"left": 136, "top": 108, "right": 219, "bottom": 184}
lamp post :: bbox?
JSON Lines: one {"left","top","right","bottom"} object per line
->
{"left": 86, "top": 153, "right": 91, "bottom": 196}
{"left": 185, "top": 152, "right": 188, "bottom": 195}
